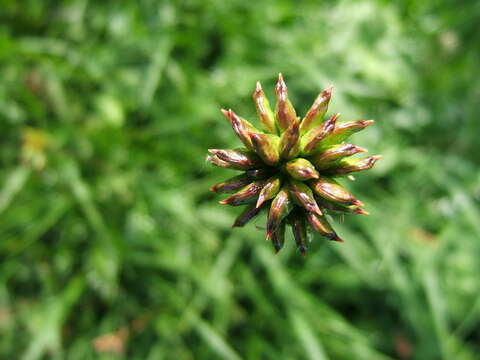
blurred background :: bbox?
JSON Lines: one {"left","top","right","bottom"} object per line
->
{"left": 1, "top": 0, "right": 480, "bottom": 359}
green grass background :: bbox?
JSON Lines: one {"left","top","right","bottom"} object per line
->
{"left": 1, "top": 0, "right": 480, "bottom": 359}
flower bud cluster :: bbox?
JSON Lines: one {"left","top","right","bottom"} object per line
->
{"left": 208, "top": 74, "right": 381, "bottom": 255}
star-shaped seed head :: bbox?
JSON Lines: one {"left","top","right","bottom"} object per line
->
{"left": 208, "top": 74, "right": 381, "bottom": 255}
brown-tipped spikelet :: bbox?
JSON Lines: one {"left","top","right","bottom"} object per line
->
{"left": 208, "top": 74, "right": 381, "bottom": 255}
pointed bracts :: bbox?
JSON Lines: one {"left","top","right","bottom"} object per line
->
{"left": 232, "top": 203, "right": 265, "bottom": 228}
{"left": 206, "top": 155, "right": 235, "bottom": 169}
{"left": 266, "top": 188, "right": 293, "bottom": 240}
{"left": 256, "top": 175, "right": 281, "bottom": 208}
{"left": 249, "top": 133, "right": 280, "bottom": 166}
{"left": 301, "top": 113, "right": 339, "bottom": 155}
{"left": 320, "top": 119, "right": 375, "bottom": 147}
{"left": 210, "top": 174, "right": 251, "bottom": 193}
{"left": 288, "top": 180, "right": 323, "bottom": 215}
{"left": 279, "top": 119, "right": 301, "bottom": 159}
{"left": 253, "top": 82, "right": 277, "bottom": 134}
{"left": 208, "top": 149, "right": 263, "bottom": 170}
{"left": 310, "top": 176, "right": 363, "bottom": 206}
{"left": 271, "top": 221, "right": 286, "bottom": 253}
{"left": 285, "top": 158, "right": 319, "bottom": 181}
{"left": 300, "top": 86, "right": 333, "bottom": 135}
{"left": 306, "top": 212, "right": 343, "bottom": 242}
{"left": 323, "top": 155, "right": 383, "bottom": 175}
{"left": 219, "top": 181, "right": 264, "bottom": 206}
{"left": 222, "top": 109, "right": 260, "bottom": 151}
{"left": 290, "top": 211, "right": 308, "bottom": 255}
{"left": 208, "top": 74, "right": 381, "bottom": 255}
{"left": 309, "top": 143, "right": 367, "bottom": 170}
{"left": 275, "top": 73, "right": 297, "bottom": 132}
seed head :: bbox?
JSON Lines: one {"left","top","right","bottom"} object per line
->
{"left": 208, "top": 74, "right": 381, "bottom": 255}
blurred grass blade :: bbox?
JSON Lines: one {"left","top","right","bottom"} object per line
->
{"left": 189, "top": 313, "right": 242, "bottom": 360}
{"left": 290, "top": 310, "right": 329, "bottom": 360}
{"left": 0, "top": 166, "right": 30, "bottom": 215}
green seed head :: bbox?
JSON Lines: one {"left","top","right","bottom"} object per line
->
{"left": 208, "top": 74, "right": 381, "bottom": 255}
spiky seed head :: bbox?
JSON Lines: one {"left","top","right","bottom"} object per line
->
{"left": 207, "top": 74, "right": 381, "bottom": 255}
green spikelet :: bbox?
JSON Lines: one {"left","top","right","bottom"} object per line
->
{"left": 208, "top": 74, "right": 381, "bottom": 255}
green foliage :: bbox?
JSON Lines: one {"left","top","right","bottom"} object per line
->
{"left": 0, "top": 0, "right": 479, "bottom": 359}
